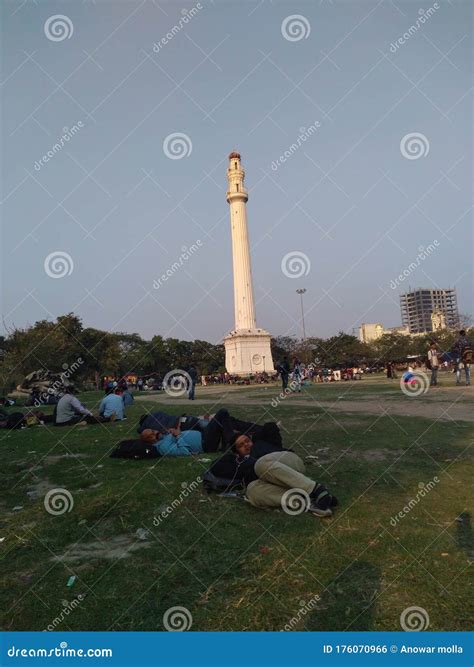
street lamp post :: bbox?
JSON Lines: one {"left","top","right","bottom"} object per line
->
{"left": 296, "top": 288, "right": 307, "bottom": 340}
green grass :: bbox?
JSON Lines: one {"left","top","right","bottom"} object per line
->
{"left": 1, "top": 381, "right": 472, "bottom": 632}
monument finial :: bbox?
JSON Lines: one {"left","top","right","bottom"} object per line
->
{"left": 228, "top": 151, "right": 241, "bottom": 160}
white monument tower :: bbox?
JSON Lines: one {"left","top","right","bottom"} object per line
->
{"left": 223, "top": 151, "right": 274, "bottom": 375}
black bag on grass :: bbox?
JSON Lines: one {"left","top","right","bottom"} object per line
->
{"left": 110, "top": 439, "right": 161, "bottom": 460}
{"left": 6, "top": 413, "right": 26, "bottom": 429}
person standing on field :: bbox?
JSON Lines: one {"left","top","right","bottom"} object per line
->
{"left": 427, "top": 342, "right": 440, "bottom": 386}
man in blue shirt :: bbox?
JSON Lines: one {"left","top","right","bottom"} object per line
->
{"left": 99, "top": 389, "right": 125, "bottom": 421}
{"left": 146, "top": 427, "right": 203, "bottom": 457}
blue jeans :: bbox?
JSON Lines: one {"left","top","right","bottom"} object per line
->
{"left": 456, "top": 360, "right": 471, "bottom": 385}
{"left": 188, "top": 383, "right": 196, "bottom": 400}
{"left": 430, "top": 367, "right": 438, "bottom": 386}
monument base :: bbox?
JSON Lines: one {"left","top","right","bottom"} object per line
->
{"left": 224, "top": 328, "right": 275, "bottom": 375}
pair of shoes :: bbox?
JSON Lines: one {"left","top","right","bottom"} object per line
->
{"left": 309, "top": 484, "right": 338, "bottom": 514}
{"left": 308, "top": 500, "right": 332, "bottom": 518}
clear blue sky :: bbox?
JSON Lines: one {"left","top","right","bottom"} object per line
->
{"left": 1, "top": 0, "right": 472, "bottom": 343}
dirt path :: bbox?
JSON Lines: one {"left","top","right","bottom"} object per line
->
{"left": 136, "top": 386, "right": 474, "bottom": 423}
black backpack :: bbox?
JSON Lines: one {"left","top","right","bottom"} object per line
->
{"left": 110, "top": 439, "right": 161, "bottom": 460}
{"left": 6, "top": 413, "right": 26, "bottom": 429}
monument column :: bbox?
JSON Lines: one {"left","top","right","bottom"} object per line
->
{"left": 223, "top": 151, "right": 274, "bottom": 375}
{"left": 226, "top": 152, "right": 256, "bottom": 331}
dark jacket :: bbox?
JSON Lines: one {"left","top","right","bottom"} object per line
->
{"left": 138, "top": 411, "right": 178, "bottom": 434}
{"left": 209, "top": 451, "right": 258, "bottom": 485}
{"left": 208, "top": 441, "right": 289, "bottom": 487}
{"left": 453, "top": 335, "right": 470, "bottom": 358}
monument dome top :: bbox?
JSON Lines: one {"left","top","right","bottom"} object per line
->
{"left": 228, "top": 151, "right": 241, "bottom": 159}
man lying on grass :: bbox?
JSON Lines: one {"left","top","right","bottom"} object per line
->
{"left": 209, "top": 434, "right": 338, "bottom": 518}
{"left": 139, "top": 408, "right": 282, "bottom": 456}
{"left": 138, "top": 408, "right": 282, "bottom": 452}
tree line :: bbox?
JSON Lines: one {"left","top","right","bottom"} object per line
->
{"left": 0, "top": 313, "right": 471, "bottom": 392}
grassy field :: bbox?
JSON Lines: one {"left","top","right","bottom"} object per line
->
{"left": 1, "top": 377, "right": 472, "bottom": 632}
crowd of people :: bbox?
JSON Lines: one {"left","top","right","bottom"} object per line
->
{"left": 2, "top": 331, "right": 472, "bottom": 518}
{"left": 274, "top": 356, "right": 365, "bottom": 391}
{"left": 387, "top": 330, "right": 472, "bottom": 387}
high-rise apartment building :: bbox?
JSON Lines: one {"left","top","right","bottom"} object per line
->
{"left": 400, "top": 288, "right": 459, "bottom": 333}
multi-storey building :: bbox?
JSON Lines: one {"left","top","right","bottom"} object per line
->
{"left": 400, "top": 288, "right": 459, "bottom": 334}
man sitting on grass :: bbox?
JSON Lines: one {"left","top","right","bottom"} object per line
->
{"left": 208, "top": 434, "right": 338, "bottom": 518}
{"left": 54, "top": 387, "right": 102, "bottom": 426}
{"left": 99, "top": 387, "right": 126, "bottom": 421}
